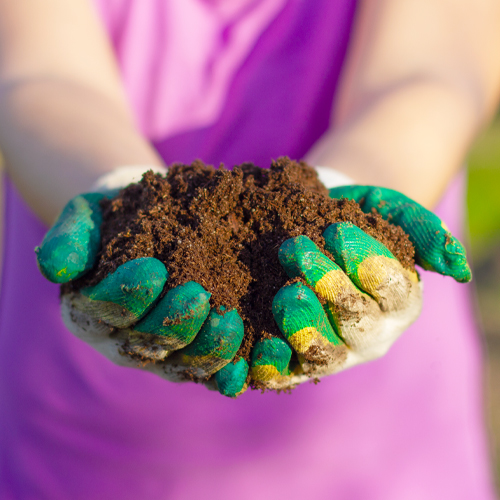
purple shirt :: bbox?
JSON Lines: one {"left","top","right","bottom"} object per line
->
{"left": 0, "top": 1, "right": 495, "bottom": 498}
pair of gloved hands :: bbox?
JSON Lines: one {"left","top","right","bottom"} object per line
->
{"left": 36, "top": 167, "right": 471, "bottom": 398}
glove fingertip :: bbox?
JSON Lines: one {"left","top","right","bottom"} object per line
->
{"left": 77, "top": 257, "right": 168, "bottom": 328}
{"left": 36, "top": 193, "right": 105, "bottom": 283}
{"left": 133, "top": 281, "right": 210, "bottom": 346}
{"left": 443, "top": 236, "right": 473, "bottom": 283}
{"left": 215, "top": 358, "right": 249, "bottom": 398}
{"left": 178, "top": 307, "right": 244, "bottom": 378}
{"left": 250, "top": 337, "right": 292, "bottom": 385}
{"left": 36, "top": 242, "right": 96, "bottom": 284}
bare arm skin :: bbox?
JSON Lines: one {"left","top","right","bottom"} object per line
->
{"left": 306, "top": 0, "right": 500, "bottom": 208}
{"left": 0, "top": 0, "right": 163, "bottom": 224}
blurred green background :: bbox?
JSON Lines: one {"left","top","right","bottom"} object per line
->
{"left": 468, "top": 111, "right": 500, "bottom": 488}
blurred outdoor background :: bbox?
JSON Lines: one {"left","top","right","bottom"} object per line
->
{"left": 468, "top": 109, "right": 500, "bottom": 489}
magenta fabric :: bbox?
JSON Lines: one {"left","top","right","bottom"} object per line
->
{"left": 0, "top": 0, "right": 496, "bottom": 498}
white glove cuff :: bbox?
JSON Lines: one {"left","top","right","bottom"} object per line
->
{"left": 92, "top": 165, "right": 350, "bottom": 192}
{"left": 91, "top": 165, "right": 168, "bottom": 192}
{"left": 314, "top": 166, "right": 353, "bottom": 189}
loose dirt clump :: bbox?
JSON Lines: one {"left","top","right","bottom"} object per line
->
{"left": 69, "top": 157, "right": 415, "bottom": 366}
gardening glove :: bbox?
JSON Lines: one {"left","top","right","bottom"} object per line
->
{"left": 36, "top": 166, "right": 248, "bottom": 398}
{"left": 250, "top": 182, "right": 472, "bottom": 390}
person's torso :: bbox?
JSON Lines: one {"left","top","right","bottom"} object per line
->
{"left": 0, "top": 1, "right": 495, "bottom": 498}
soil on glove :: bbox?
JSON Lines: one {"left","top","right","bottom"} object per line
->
{"left": 69, "top": 158, "right": 415, "bottom": 365}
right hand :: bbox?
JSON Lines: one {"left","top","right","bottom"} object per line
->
{"left": 250, "top": 185, "right": 472, "bottom": 390}
{"left": 36, "top": 192, "right": 249, "bottom": 398}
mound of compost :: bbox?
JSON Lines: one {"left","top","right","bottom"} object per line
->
{"left": 69, "top": 157, "right": 415, "bottom": 370}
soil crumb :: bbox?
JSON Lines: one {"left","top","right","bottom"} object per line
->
{"left": 69, "top": 157, "right": 415, "bottom": 364}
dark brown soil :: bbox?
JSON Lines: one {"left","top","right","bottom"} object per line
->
{"left": 69, "top": 158, "right": 415, "bottom": 363}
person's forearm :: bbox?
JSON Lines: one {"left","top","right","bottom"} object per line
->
{"left": 0, "top": 77, "right": 163, "bottom": 224}
{"left": 306, "top": 0, "right": 500, "bottom": 209}
{"left": 306, "top": 76, "right": 490, "bottom": 208}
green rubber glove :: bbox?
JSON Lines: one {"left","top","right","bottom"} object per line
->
{"left": 36, "top": 191, "right": 247, "bottom": 398}
{"left": 328, "top": 185, "right": 472, "bottom": 282}
{"left": 214, "top": 358, "right": 250, "bottom": 398}
{"left": 254, "top": 185, "right": 471, "bottom": 390}
{"left": 36, "top": 193, "right": 105, "bottom": 283}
